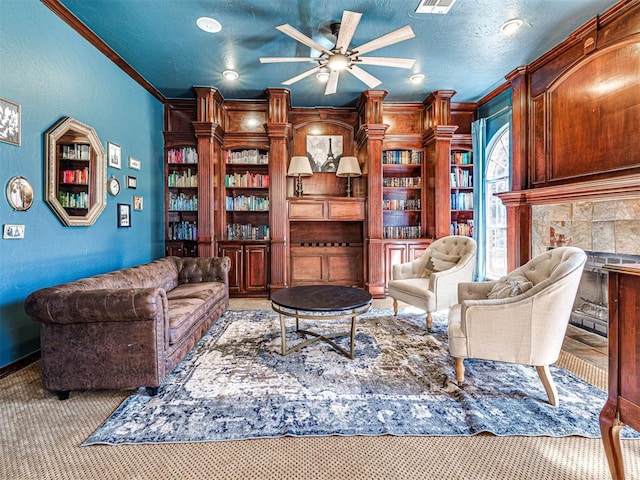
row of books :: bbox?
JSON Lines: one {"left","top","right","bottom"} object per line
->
{"left": 225, "top": 195, "right": 269, "bottom": 212}
{"left": 225, "top": 172, "right": 269, "bottom": 188}
{"left": 169, "top": 192, "right": 197, "bottom": 211}
{"left": 226, "top": 223, "right": 269, "bottom": 240}
{"left": 452, "top": 192, "right": 473, "bottom": 210}
{"left": 382, "top": 150, "right": 422, "bottom": 165}
{"left": 450, "top": 167, "right": 473, "bottom": 188}
{"left": 60, "top": 143, "right": 90, "bottom": 160}
{"left": 451, "top": 220, "right": 474, "bottom": 237}
{"left": 168, "top": 170, "right": 197, "bottom": 188}
{"left": 225, "top": 149, "right": 268, "bottom": 165}
{"left": 58, "top": 191, "right": 88, "bottom": 209}
{"left": 382, "top": 177, "right": 422, "bottom": 188}
{"left": 168, "top": 221, "right": 198, "bottom": 241}
{"left": 60, "top": 168, "right": 89, "bottom": 185}
{"left": 451, "top": 151, "right": 472, "bottom": 165}
{"left": 383, "top": 199, "right": 421, "bottom": 211}
{"left": 383, "top": 225, "right": 421, "bottom": 239}
{"left": 167, "top": 147, "right": 198, "bottom": 164}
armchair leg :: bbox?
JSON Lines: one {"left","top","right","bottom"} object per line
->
{"left": 454, "top": 357, "right": 465, "bottom": 385}
{"left": 426, "top": 312, "right": 433, "bottom": 330}
{"left": 392, "top": 298, "right": 398, "bottom": 316}
{"left": 536, "top": 365, "right": 559, "bottom": 407}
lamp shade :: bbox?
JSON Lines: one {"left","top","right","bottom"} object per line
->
{"left": 287, "top": 156, "right": 313, "bottom": 177}
{"left": 336, "top": 157, "right": 361, "bottom": 177}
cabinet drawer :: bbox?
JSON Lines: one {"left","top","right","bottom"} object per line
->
{"left": 289, "top": 201, "right": 325, "bottom": 219}
{"left": 328, "top": 200, "right": 365, "bottom": 220}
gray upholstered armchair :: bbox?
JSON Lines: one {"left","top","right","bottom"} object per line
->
{"left": 448, "top": 246, "right": 587, "bottom": 406}
{"left": 388, "top": 235, "right": 477, "bottom": 330}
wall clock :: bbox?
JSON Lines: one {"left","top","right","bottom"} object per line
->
{"left": 107, "top": 176, "right": 120, "bottom": 196}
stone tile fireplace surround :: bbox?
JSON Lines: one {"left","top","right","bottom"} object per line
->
{"left": 531, "top": 198, "right": 640, "bottom": 336}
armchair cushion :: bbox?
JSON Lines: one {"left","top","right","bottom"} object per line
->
{"left": 487, "top": 271, "right": 534, "bottom": 299}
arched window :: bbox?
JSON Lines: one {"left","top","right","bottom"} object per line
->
{"left": 485, "top": 125, "right": 510, "bottom": 279}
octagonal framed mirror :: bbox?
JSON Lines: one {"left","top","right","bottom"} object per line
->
{"left": 44, "top": 117, "right": 106, "bottom": 226}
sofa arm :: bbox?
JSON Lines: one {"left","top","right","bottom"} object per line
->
{"left": 25, "top": 287, "right": 168, "bottom": 325}
{"left": 175, "top": 256, "right": 231, "bottom": 287}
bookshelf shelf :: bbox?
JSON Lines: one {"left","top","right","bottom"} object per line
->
{"left": 382, "top": 149, "right": 423, "bottom": 240}
{"left": 450, "top": 148, "right": 474, "bottom": 237}
{"left": 165, "top": 147, "right": 199, "bottom": 254}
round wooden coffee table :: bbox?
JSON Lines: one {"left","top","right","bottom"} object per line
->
{"left": 271, "top": 285, "right": 373, "bottom": 359}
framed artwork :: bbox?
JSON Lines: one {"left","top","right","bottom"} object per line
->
{"left": 108, "top": 142, "right": 122, "bottom": 169}
{"left": 3, "top": 224, "right": 25, "bottom": 239}
{"left": 117, "top": 203, "right": 131, "bottom": 227}
{"left": 126, "top": 175, "right": 137, "bottom": 189}
{"left": 6, "top": 176, "right": 33, "bottom": 211}
{"left": 128, "top": 157, "right": 141, "bottom": 170}
{"left": 0, "top": 97, "right": 21, "bottom": 146}
{"left": 133, "top": 195, "right": 143, "bottom": 211}
{"left": 306, "top": 135, "right": 343, "bottom": 172}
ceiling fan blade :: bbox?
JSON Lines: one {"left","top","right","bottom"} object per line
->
{"left": 351, "top": 25, "right": 415, "bottom": 56}
{"left": 281, "top": 65, "right": 321, "bottom": 85}
{"left": 357, "top": 57, "right": 416, "bottom": 69}
{"left": 276, "top": 24, "right": 332, "bottom": 56}
{"left": 335, "top": 11, "right": 362, "bottom": 52}
{"left": 260, "top": 57, "right": 320, "bottom": 63}
{"left": 324, "top": 70, "right": 340, "bottom": 95}
{"left": 347, "top": 65, "right": 382, "bottom": 89}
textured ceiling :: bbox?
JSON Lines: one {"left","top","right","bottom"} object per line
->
{"left": 58, "top": 0, "right": 618, "bottom": 107}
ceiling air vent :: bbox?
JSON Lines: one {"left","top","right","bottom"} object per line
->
{"left": 415, "top": 0, "right": 457, "bottom": 14}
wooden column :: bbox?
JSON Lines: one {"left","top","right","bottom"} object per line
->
{"left": 265, "top": 88, "right": 292, "bottom": 293}
{"left": 358, "top": 90, "right": 389, "bottom": 298}
{"left": 192, "top": 87, "right": 224, "bottom": 257}
{"left": 505, "top": 67, "right": 531, "bottom": 269}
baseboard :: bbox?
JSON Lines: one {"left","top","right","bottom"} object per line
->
{"left": 0, "top": 351, "right": 40, "bottom": 380}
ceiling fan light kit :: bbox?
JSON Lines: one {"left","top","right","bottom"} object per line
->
{"left": 260, "top": 10, "right": 417, "bottom": 95}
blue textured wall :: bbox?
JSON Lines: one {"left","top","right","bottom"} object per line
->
{"left": 0, "top": 1, "right": 165, "bottom": 368}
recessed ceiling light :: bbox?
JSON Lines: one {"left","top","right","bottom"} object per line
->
{"left": 223, "top": 70, "right": 239, "bottom": 81}
{"left": 316, "top": 71, "right": 330, "bottom": 83}
{"left": 196, "top": 17, "right": 222, "bottom": 33}
{"left": 410, "top": 73, "right": 425, "bottom": 84}
{"left": 500, "top": 18, "right": 523, "bottom": 34}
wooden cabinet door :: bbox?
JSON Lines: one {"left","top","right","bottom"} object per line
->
{"left": 384, "top": 243, "right": 409, "bottom": 287}
{"left": 166, "top": 242, "right": 183, "bottom": 257}
{"left": 243, "top": 244, "right": 269, "bottom": 294}
{"left": 218, "top": 244, "right": 243, "bottom": 295}
{"left": 408, "top": 242, "right": 431, "bottom": 261}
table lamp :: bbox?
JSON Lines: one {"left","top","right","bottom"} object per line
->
{"left": 336, "top": 156, "right": 361, "bottom": 197}
{"left": 288, "top": 156, "right": 313, "bottom": 196}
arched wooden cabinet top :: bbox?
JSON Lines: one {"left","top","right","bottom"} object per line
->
{"left": 44, "top": 117, "right": 106, "bottom": 226}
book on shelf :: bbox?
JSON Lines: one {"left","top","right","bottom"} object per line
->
{"left": 225, "top": 195, "right": 269, "bottom": 212}
{"left": 225, "top": 172, "right": 269, "bottom": 188}
{"left": 382, "top": 150, "right": 422, "bottom": 165}
{"left": 226, "top": 223, "right": 269, "bottom": 240}
{"left": 383, "top": 225, "right": 421, "bottom": 239}
{"left": 167, "top": 147, "right": 198, "bottom": 164}
{"left": 451, "top": 192, "right": 473, "bottom": 210}
{"left": 225, "top": 149, "right": 268, "bottom": 165}
{"left": 450, "top": 168, "right": 472, "bottom": 188}
{"left": 60, "top": 143, "right": 91, "bottom": 160}
{"left": 169, "top": 192, "right": 198, "bottom": 211}
{"left": 451, "top": 151, "right": 472, "bottom": 165}
{"left": 450, "top": 220, "right": 473, "bottom": 237}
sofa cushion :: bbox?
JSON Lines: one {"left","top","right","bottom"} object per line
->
{"left": 488, "top": 271, "right": 534, "bottom": 299}
{"left": 167, "top": 282, "right": 227, "bottom": 344}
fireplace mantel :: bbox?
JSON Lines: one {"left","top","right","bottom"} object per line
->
{"left": 497, "top": 173, "right": 640, "bottom": 206}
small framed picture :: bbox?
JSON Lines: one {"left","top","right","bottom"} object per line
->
{"left": 3, "top": 224, "right": 25, "bottom": 239}
{"left": 128, "top": 157, "right": 141, "bottom": 170}
{"left": 133, "top": 195, "right": 143, "bottom": 211}
{"left": 117, "top": 203, "right": 131, "bottom": 228}
{"left": 126, "top": 176, "right": 137, "bottom": 189}
{"left": 108, "top": 142, "right": 122, "bottom": 169}
{"left": 0, "top": 97, "right": 21, "bottom": 146}
{"left": 6, "top": 176, "right": 33, "bottom": 211}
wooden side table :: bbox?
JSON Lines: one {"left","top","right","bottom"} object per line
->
{"left": 599, "top": 263, "right": 640, "bottom": 479}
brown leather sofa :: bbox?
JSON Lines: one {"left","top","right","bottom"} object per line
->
{"left": 25, "top": 256, "right": 230, "bottom": 399}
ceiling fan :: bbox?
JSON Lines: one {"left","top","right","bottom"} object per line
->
{"left": 260, "top": 10, "right": 416, "bottom": 95}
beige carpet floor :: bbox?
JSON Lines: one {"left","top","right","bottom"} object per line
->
{"left": 2, "top": 300, "right": 638, "bottom": 480}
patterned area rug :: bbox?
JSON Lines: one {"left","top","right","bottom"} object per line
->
{"left": 83, "top": 309, "right": 632, "bottom": 445}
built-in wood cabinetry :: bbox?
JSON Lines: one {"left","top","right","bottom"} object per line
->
{"left": 450, "top": 137, "right": 474, "bottom": 237}
{"left": 288, "top": 197, "right": 365, "bottom": 287}
{"left": 163, "top": 87, "right": 473, "bottom": 298}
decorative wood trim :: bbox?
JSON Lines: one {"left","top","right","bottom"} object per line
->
{"left": 476, "top": 82, "right": 511, "bottom": 107}
{"left": 497, "top": 173, "right": 640, "bottom": 206}
{"left": 41, "top": 0, "right": 165, "bottom": 102}
{"left": 0, "top": 351, "right": 40, "bottom": 380}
